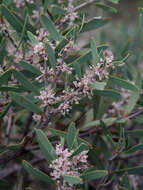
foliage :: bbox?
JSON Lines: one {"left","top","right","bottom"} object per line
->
{"left": 0, "top": 0, "right": 143, "bottom": 189}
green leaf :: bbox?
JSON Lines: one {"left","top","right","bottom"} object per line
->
{"left": 45, "top": 43, "right": 56, "bottom": 72}
{"left": 121, "top": 173, "right": 131, "bottom": 190}
{"left": 94, "top": 89, "right": 121, "bottom": 101}
{"left": 0, "top": 69, "right": 12, "bottom": 86}
{"left": 125, "top": 90, "right": 140, "bottom": 115}
{"left": 55, "top": 26, "right": 77, "bottom": 56}
{"left": 128, "top": 130, "right": 143, "bottom": 138}
{"left": 41, "top": 14, "right": 61, "bottom": 41}
{"left": 119, "top": 187, "right": 128, "bottom": 190}
{"left": 51, "top": 5, "right": 66, "bottom": 15}
{"left": 108, "top": 0, "right": 119, "bottom": 4}
{"left": 80, "top": 17, "right": 109, "bottom": 33}
{"left": 19, "top": 61, "right": 41, "bottom": 75}
{"left": 108, "top": 76, "right": 139, "bottom": 92}
{"left": 23, "top": 160, "right": 55, "bottom": 184}
{"left": 95, "top": 3, "right": 117, "bottom": 13}
{"left": 90, "top": 82, "right": 106, "bottom": 90}
{"left": 0, "top": 86, "right": 24, "bottom": 92}
{"left": 10, "top": 92, "right": 42, "bottom": 113}
{"left": 125, "top": 144, "right": 143, "bottom": 154}
{"left": 106, "top": 135, "right": 116, "bottom": 150}
{"left": 90, "top": 37, "right": 99, "bottom": 65}
{"left": 27, "top": 31, "right": 38, "bottom": 46}
{"left": 1, "top": 4, "right": 23, "bottom": 33}
{"left": 44, "top": 0, "right": 53, "bottom": 10}
{"left": 139, "top": 7, "right": 143, "bottom": 14}
{"left": 100, "top": 137, "right": 111, "bottom": 168}
{"left": 70, "top": 50, "right": 91, "bottom": 66}
{"left": 63, "top": 175, "right": 83, "bottom": 185}
{"left": 116, "top": 166, "right": 143, "bottom": 175}
{"left": 73, "top": 62, "right": 81, "bottom": 80}
{"left": 50, "top": 128, "right": 67, "bottom": 138}
{"left": 36, "top": 129, "right": 57, "bottom": 163}
{"left": 12, "top": 70, "right": 39, "bottom": 95}
{"left": 49, "top": 128, "right": 91, "bottom": 147}
{"left": 82, "top": 170, "right": 108, "bottom": 181}
{"left": 70, "top": 143, "right": 88, "bottom": 158}
{"left": 67, "top": 122, "right": 78, "bottom": 150}
{"left": 0, "top": 38, "right": 6, "bottom": 66}
{"left": 0, "top": 102, "right": 12, "bottom": 120}
{"left": 83, "top": 117, "right": 116, "bottom": 129}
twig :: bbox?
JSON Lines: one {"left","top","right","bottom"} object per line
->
{"left": 2, "top": 24, "right": 17, "bottom": 48}
{"left": 74, "top": 0, "right": 97, "bottom": 12}
{"left": 79, "top": 108, "right": 143, "bottom": 138}
{"left": 44, "top": 59, "right": 48, "bottom": 87}
{"left": 23, "top": 112, "right": 33, "bottom": 138}
{"left": 127, "top": 108, "right": 143, "bottom": 120}
{"left": 5, "top": 108, "right": 13, "bottom": 145}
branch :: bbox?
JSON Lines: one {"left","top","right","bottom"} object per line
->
{"left": 79, "top": 108, "right": 143, "bottom": 137}
{"left": 23, "top": 112, "right": 33, "bottom": 138}
{"left": 127, "top": 108, "right": 143, "bottom": 120}
{"left": 74, "top": 0, "right": 97, "bottom": 12}
{"left": 5, "top": 108, "right": 13, "bottom": 145}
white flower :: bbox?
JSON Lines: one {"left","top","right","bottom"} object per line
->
{"left": 49, "top": 142, "right": 88, "bottom": 190}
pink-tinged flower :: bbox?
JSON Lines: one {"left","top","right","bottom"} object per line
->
{"left": 49, "top": 142, "right": 88, "bottom": 190}
{"left": 33, "top": 114, "right": 41, "bottom": 121}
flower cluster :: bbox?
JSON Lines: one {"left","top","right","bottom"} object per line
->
{"left": 73, "top": 50, "right": 114, "bottom": 98}
{"left": 33, "top": 49, "right": 114, "bottom": 120}
{"left": 59, "top": 0, "right": 78, "bottom": 26}
{"left": 14, "top": 0, "right": 33, "bottom": 8}
{"left": 49, "top": 142, "right": 88, "bottom": 190}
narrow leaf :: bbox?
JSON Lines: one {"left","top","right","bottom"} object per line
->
{"left": 23, "top": 160, "right": 55, "bottom": 184}
{"left": 80, "top": 17, "right": 109, "bottom": 33}
{"left": 19, "top": 61, "right": 41, "bottom": 75}
{"left": 12, "top": 70, "right": 39, "bottom": 95}
{"left": 82, "top": 170, "right": 108, "bottom": 181}
{"left": 27, "top": 31, "right": 38, "bottom": 46}
{"left": 10, "top": 92, "right": 41, "bottom": 113}
{"left": 95, "top": 3, "right": 117, "bottom": 13}
{"left": 41, "top": 14, "right": 61, "bottom": 41}
{"left": 125, "top": 144, "right": 143, "bottom": 154}
{"left": 45, "top": 43, "right": 56, "bottom": 72}
{"left": 36, "top": 129, "right": 57, "bottom": 163}
{"left": 108, "top": 76, "right": 139, "bottom": 92}
{"left": 67, "top": 122, "right": 77, "bottom": 150}
{"left": 1, "top": 5, "right": 23, "bottom": 33}
{"left": 63, "top": 175, "right": 83, "bottom": 185}
{"left": 90, "top": 37, "right": 99, "bottom": 65}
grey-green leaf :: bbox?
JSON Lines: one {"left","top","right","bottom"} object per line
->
{"left": 63, "top": 175, "right": 83, "bottom": 185}
{"left": 82, "top": 170, "right": 108, "bottom": 181}
{"left": 23, "top": 160, "right": 55, "bottom": 184}
{"left": 36, "top": 129, "right": 57, "bottom": 163}
{"left": 10, "top": 93, "right": 42, "bottom": 114}
{"left": 41, "top": 14, "right": 61, "bottom": 41}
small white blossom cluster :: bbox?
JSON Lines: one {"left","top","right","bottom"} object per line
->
{"left": 49, "top": 142, "right": 88, "bottom": 190}
{"left": 60, "top": 0, "right": 78, "bottom": 26}
{"left": 33, "top": 29, "right": 53, "bottom": 61}
{"left": 14, "top": 0, "right": 33, "bottom": 8}
{"left": 74, "top": 50, "right": 114, "bottom": 98}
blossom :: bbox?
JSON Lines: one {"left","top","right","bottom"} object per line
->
{"left": 49, "top": 142, "right": 88, "bottom": 190}
{"left": 33, "top": 114, "right": 41, "bottom": 121}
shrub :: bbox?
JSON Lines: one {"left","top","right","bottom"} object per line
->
{"left": 0, "top": 0, "right": 143, "bottom": 189}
